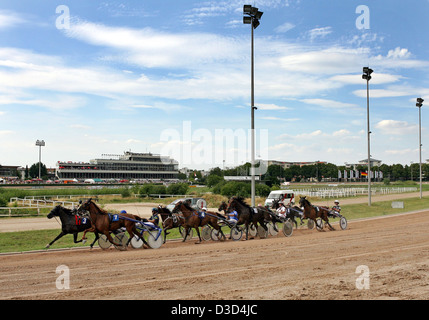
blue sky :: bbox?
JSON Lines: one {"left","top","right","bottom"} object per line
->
{"left": 1, "top": 0, "right": 429, "bottom": 171}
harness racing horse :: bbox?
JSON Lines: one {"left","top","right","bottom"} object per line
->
{"left": 79, "top": 198, "right": 149, "bottom": 249}
{"left": 46, "top": 205, "right": 95, "bottom": 248}
{"left": 172, "top": 201, "right": 225, "bottom": 244}
{"left": 270, "top": 199, "right": 304, "bottom": 229}
{"left": 298, "top": 196, "right": 335, "bottom": 231}
{"left": 226, "top": 196, "right": 268, "bottom": 240}
{"left": 157, "top": 205, "right": 185, "bottom": 243}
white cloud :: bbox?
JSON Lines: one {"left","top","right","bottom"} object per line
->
{"left": 275, "top": 22, "right": 295, "bottom": 33}
{"left": 330, "top": 73, "right": 402, "bottom": 85}
{"left": 260, "top": 116, "right": 299, "bottom": 121}
{"left": 301, "top": 99, "right": 358, "bottom": 109}
{"left": 307, "top": 27, "right": 332, "bottom": 41}
{"left": 387, "top": 47, "right": 411, "bottom": 59}
{"left": 257, "top": 103, "right": 290, "bottom": 110}
{"left": 0, "top": 10, "right": 25, "bottom": 29}
{"left": 375, "top": 120, "right": 418, "bottom": 135}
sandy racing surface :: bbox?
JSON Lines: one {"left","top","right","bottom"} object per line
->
{"left": 1, "top": 209, "right": 429, "bottom": 300}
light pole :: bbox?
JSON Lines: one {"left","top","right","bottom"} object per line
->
{"left": 362, "top": 67, "right": 373, "bottom": 206}
{"left": 35, "top": 139, "right": 45, "bottom": 181}
{"left": 243, "top": 4, "right": 263, "bottom": 207}
{"left": 416, "top": 97, "right": 424, "bottom": 199}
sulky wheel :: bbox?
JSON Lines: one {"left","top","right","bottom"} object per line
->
{"left": 268, "top": 222, "right": 279, "bottom": 236}
{"left": 257, "top": 225, "right": 268, "bottom": 239}
{"left": 179, "top": 225, "right": 193, "bottom": 240}
{"left": 201, "top": 225, "right": 212, "bottom": 241}
{"left": 130, "top": 235, "right": 144, "bottom": 249}
{"left": 249, "top": 224, "right": 258, "bottom": 237}
{"left": 282, "top": 221, "right": 294, "bottom": 237}
{"left": 211, "top": 228, "right": 226, "bottom": 241}
{"left": 145, "top": 230, "right": 164, "bottom": 249}
{"left": 339, "top": 216, "right": 348, "bottom": 230}
{"left": 315, "top": 218, "right": 324, "bottom": 231}
{"left": 230, "top": 226, "right": 243, "bottom": 241}
{"left": 98, "top": 234, "right": 112, "bottom": 250}
{"left": 113, "top": 232, "right": 128, "bottom": 250}
{"left": 307, "top": 219, "right": 315, "bottom": 230}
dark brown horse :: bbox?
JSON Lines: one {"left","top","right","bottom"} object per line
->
{"left": 271, "top": 199, "right": 304, "bottom": 229}
{"left": 172, "top": 201, "right": 225, "bottom": 243}
{"left": 79, "top": 198, "right": 148, "bottom": 249}
{"left": 156, "top": 205, "right": 185, "bottom": 243}
{"left": 298, "top": 196, "right": 335, "bottom": 231}
{"left": 226, "top": 196, "right": 268, "bottom": 240}
{"left": 46, "top": 205, "right": 94, "bottom": 248}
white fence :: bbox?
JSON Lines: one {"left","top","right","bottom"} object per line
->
{"left": 295, "top": 187, "right": 418, "bottom": 198}
{"left": 0, "top": 206, "right": 48, "bottom": 217}
{"left": 9, "top": 197, "right": 80, "bottom": 209}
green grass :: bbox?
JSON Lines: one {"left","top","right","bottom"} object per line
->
{"left": 1, "top": 196, "right": 429, "bottom": 254}
{"left": 0, "top": 225, "right": 185, "bottom": 253}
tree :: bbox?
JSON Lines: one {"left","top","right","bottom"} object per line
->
{"left": 29, "top": 162, "right": 47, "bottom": 179}
{"left": 206, "top": 174, "right": 224, "bottom": 188}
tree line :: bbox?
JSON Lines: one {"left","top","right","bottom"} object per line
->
{"left": 190, "top": 162, "right": 429, "bottom": 188}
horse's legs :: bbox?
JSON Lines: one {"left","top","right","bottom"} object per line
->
{"left": 104, "top": 230, "right": 122, "bottom": 247}
{"left": 72, "top": 232, "right": 83, "bottom": 244}
{"left": 81, "top": 226, "right": 95, "bottom": 243}
{"left": 194, "top": 227, "right": 202, "bottom": 244}
{"left": 89, "top": 232, "right": 99, "bottom": 249}
{"left": 182, "top": 226, "right": 189, "bottom": 242}
{"left": 324, "top": 217, "right": 335, "bottom": 231}
{"left": 130, "top": 225, "right": 149, "bottom": 248}
{"left": 46, "top": 231, "right": 66, "bottom": 248}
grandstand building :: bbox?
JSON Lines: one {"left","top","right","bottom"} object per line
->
{"left": 56, "top": 151, "right": 178, "bottom": 181}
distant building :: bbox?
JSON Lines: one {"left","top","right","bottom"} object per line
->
{"left": 56, "top": 151, "right": 178, "bottom": 181}
{"left": 0, "top": 165, "right": 20, "bottom": 179}
{"left": 267, "top": 160, "right": 326, "bottom": 169}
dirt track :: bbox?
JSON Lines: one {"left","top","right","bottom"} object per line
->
{"left": 1, "top": 209, "right": 429, "bottom": 300}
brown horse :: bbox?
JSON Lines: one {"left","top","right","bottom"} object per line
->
{"left": 172, "top": 201, "right": 225, "bottom": 243}
{"left": 79, "top": 198, "right": 148, "bottom": 249}
{"left": 298, "top": 196, "right": 335, "bottom": 231}
{"left": 156, "top": 205, "right": 185, "bottom": 243}
{"left": 226, "top": 196, "right": 268, "bottom": 240}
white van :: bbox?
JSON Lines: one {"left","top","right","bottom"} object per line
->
{"left": 264, "top": 190, "right": 295, "bottom": 207}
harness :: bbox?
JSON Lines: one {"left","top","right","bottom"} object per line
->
{"left": 75, "top": 215, "right": 88, "bottom": 226}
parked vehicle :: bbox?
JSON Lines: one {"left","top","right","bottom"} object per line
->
{"left": 264, "top": 190, "right": 295, "bottom": 208}
{"left": 166, "top": 197, "right": 207, "bottom": 212}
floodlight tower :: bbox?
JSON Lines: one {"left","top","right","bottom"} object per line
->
{"left": 243, "top": 5, "right": 263, "bottom": 207}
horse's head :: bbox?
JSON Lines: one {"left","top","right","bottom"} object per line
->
{"left": 299, "top": 196, "right": 308, "bottom": 207}
{"left": 47, "top": 205, "right": 61, "bottom": 219}
{"left": 172, "top": 201, "right": 183, "bottom": 214}
{"left": 218, "top": 201, "right": 227, "bottom": 212}
{"left": 271, "top": 199, "right": 280, "bottom": 209}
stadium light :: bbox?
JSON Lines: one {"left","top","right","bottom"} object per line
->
{"left": 243, "top": 5, "right": 263, "bottom": 207}
{"left": 35, "top": 139, "right": 45, "bottom": 182}
{"left": 362, "top": 67, "right": 373, "bottom": 206}
{"left": 416, "top": 97, "right": 424, "bottom": 199}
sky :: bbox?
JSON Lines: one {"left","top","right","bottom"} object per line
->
{"left": 0, "top": 0, "right": 429, "bottom": 171}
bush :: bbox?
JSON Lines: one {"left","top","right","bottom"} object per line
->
{"left": 166, "top": 183, "right": 189, "bottom": 195}
{"left": 255, "top": 184, "right": 271, "bottom": 197}
{"left": 0, "top": 195, "right": 7, "bottom": 207}
{"left": 139, "top": 184, "right": 167, "bottom": 196}
{"left": 120, "top": 187, "right": 131, "bottom": 198}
